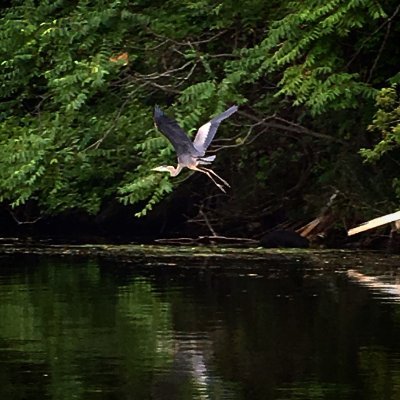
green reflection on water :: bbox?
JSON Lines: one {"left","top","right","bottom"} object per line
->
{"left": 276, "top": 382, "right": 353, "bottom": 399}
{"left": 0, "top": 259, "right": 177, "bottom": 399}
{"left": 1, "top": 252, "right": 400, "bottom": 400}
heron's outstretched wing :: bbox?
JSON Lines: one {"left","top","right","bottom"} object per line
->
{"left": 193, "top": 105, "right": 238, "bottom": 154}
{"left": 154, "top": 106, "right": 198, "bottom": 157}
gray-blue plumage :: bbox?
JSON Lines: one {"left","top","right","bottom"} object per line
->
{"left": 153, "top": 105, "right": 238, "bottom": 159}
{"left": 152, "top": 105, "right": 238, "bottom": 192}
{"left": 153, "top": 106, "right": 200, "bottom": 159}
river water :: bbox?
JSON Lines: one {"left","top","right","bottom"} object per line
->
{"left": 1, "top": 249, "right": 400, "bottom": 400}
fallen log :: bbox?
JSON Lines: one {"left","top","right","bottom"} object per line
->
{"left": 348, "top": 211, "right": 400, "bottom": 236}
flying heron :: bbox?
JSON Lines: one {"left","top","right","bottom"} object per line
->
{"left": 152, "top": 105, "right": 238, "bottom": 192}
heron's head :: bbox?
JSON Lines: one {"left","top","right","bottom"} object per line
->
{"left": 151, "top": 165, "right": 175, "bottom": 176}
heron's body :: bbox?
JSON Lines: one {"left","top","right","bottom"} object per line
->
{"left": 152, "top": 105, "right": 238, "bottom": 192}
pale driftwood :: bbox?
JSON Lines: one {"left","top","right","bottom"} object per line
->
{"left": 296, "top": 191, "right": 339, "bottom": 238}
{"left": 296, "top": 217, "right": 322, "bottom": 238}
{"left": 347, "top": 211, "right": 400, "bottom": 236}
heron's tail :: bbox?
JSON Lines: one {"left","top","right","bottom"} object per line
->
{"left": 198, "top": 155, "right": 216, "bottom": 165}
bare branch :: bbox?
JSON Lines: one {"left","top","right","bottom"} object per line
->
{"left": 146, "top": 29, "right": 227, "bottom": 47}
{"left": 140, "top": 80, "right": 181, "bottom": 94}
{"left": 238, "top": 110, "right": 343, "bottom": 143}
{"left": 155, "top": 236, "right": 258, "bottom": 245}
{"left": 134, "top": 61, "right": 194, "bottom": 80}
{"left": 199, "top": 208, "right": 218, "bottom": 236}
{"left": 367, "top": 10, "right": 396, "bottom": 82}
{"left": 212, "top": 126, "right": 269, "bottom": 152}
{"left": 83, "top": 88, "right": 144, "bottom": 151}
{"left": 8, "top": 210, "right": 43, "bottom": 225}
{"left": 346, "top": 3, "right": 400, "bottom": 70}
{"left": 176, "top": 62, "right": 200, "bottom": 86}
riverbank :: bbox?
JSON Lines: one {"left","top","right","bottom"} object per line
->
{"left": 0, "top": 241, "right": 398, "bottom": 270}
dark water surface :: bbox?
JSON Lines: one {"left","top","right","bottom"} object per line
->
{"left": 1, "top": 250, "right": 400, "bottom": 400}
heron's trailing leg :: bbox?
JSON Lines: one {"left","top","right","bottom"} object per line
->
{"left": 192, "top": 166, "right": 227, "bottom": 193}
{"left": 198, "top": 166, "right": 230, "bottom": 188}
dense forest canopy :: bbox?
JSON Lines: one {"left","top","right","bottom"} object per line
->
{"left": 0, "top": 0, "right": 399, "bottom": 237}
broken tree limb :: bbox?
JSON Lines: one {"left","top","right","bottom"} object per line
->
{"left": 296, "top": 217, "right": 322, "bottom": 237}
{"left": 296, "top": 191, "right": 339, "bottom": 238}
{"left": 347, "top": 211, "right": 400, "bottom": 236}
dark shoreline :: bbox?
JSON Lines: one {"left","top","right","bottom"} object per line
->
{"left": 0, "top": 242, "right": 397, "bottom": 270}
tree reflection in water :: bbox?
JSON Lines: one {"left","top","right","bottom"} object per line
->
{"left": 0, "top": 254, "right": 400, "bottom": 399}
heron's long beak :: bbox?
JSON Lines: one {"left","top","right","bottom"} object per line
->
{"left": 151, "top": 166, "right": 169, "bottom": 172}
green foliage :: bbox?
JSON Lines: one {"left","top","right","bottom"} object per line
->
{"left": 0, "top": 0, "right": 162, "bottom": 215}
{"left": 360, "top": 85, "right": 400, "bottom": 200}
{"left": 0, "top": 0, "right": 399, "bottom": 223}
{"left": 225, "top": 0, "right": 384, "bottom": 115}
{"left": 361, "top": 86, "right": 400, "bottom": 161}
{"left": 0, "top": 0, "right": 250, "bottom": 217}
{"left": 119, "top": 174, "right": 173, "bottom": 217}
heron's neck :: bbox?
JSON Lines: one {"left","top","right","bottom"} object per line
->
{"left": 170, "top": 164, "right": 183, "bottom": 177}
